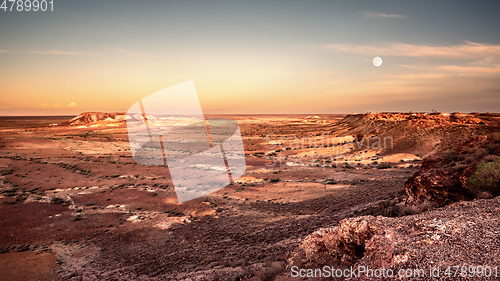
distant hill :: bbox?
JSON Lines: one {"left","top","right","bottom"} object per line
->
{"left": 58, "top": 112, "right": 126, "bottom": 126}
{"left": 335, "top": 112, "right": 500, "bottom": 158}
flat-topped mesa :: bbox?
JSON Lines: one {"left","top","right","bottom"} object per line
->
{"left": 334, "top": 112, "right": 499, "bottom": 159}
{"left": 59, "top": 112, "right": 126, "bottom": 126}
{"left": 57, "top": 112, "right": 197, "bottom": 127}
{"left": 341, "top": 112, "right": 489, "bottom": 125}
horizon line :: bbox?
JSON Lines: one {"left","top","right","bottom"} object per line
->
{"left": 1, "top": 111, "right": 499, "bottom": 118}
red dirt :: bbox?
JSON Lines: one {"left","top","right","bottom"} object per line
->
{"left": 0, "top": 113, "right": 498, "bottom": 280}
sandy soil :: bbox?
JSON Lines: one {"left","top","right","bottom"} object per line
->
{"left": 0, "top": 114, "right": 462, "bottom": 280}
{"left": 0, "top": 251, "right": 57, "bottom": 281}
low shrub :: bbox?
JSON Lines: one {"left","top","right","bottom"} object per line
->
{"left": 468, "top": 156, "right": 500, "bottom": 196}
{"left": 484, "top": 143, "right": 500, "bottom": 155}
{"left": 376, "top": 163, "right": 391, "bottom": 169}
{"left": 50, "top": 197, "right": 67, "bottom": 205}
{"left": 0, "top": 169, "right": 13, "bottom": 176}
{"left": 443, "top": 150, "right": 459, "bottom": 164}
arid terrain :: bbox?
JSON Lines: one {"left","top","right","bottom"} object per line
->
{"left": 0, "top": 112, "right": 499, "bottom": 280}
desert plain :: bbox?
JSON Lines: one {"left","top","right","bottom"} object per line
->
{"left": 0, "top": 112, "right": 499, "bottom": 280}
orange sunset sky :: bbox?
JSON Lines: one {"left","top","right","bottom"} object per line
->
{"left": 1, "top": 1, "right": 499, "bottom": 115}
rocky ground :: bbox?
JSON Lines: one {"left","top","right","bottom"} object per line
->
{"left": 0, "top": 112, "right": 498, "bottom": 280}
{"left": 287, "top": 197, "right": 500, "bottom": 280}
{"left": 285, "top": 113, "right": 500, "bottom": 281}
{"left": 405, "top": 134, "right": 500, "bottom": 205}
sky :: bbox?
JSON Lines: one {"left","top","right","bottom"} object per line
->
{"left": 1, "top": 0, "right": 499, "bottom": 115}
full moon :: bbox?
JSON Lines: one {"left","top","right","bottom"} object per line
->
{"left": 373, "top": 56, "right": 383, "bottom": 67}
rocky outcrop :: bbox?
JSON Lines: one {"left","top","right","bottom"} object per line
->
{"left": 288, "top": 216, "right": 374, "bottom": 267}
{"left": 404, "top": 157, "right": 476, "bottom": 204}
{"left": 405, "top": 135, "right": 500, "bottom": 205}
{"left": 288, "top": 197, "right": 500, "bottom": 279}
{"left": 337, "top": 112, "right": 499, "bottom": 159}
{"left": 342, "top": 112, "right": 491, "bottom": 125}
{"left": 59, "top": 112, "right": 126, "bottom": 126}
{"left": 58, "top": 112, "right": 165, "bottom": 126}
{"left": 287, "top": 127, "right": 500, "bottom": 279}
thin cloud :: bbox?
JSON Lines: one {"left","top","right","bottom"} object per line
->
{"left": 29, "top": 50, "right": 103, "bottom": 57}
{"left": 319, "top": 41, "right": 500, "bottom": 60}
{"left": 387, "top": 73, "right": 447, "bottom": 80}
{"left": 388, "top": 65, "right": 500, "bottom": 80}
{"left": 399, "top": 64, "right": 422, "bottom": 69}
{"left": 4, "top": 48, "right": 147, "bottom": 57}
{"left": 114, "top": 48, "right": 152, "bottom": 57}
{"left": 255, "top": 68, "right": 295, "bottom": 76}
{"left": 39, "top": 102, "right": 78, "bottom": 108}
{"left": 364, "top": 11, "right": 407, "bottom": 19}
{"left": 436, "top": 65, "right": 500, "bottom": 74}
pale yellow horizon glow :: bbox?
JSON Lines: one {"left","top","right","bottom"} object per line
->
{"left": 1, "top": 43, "right": 499, "bottom": 115}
